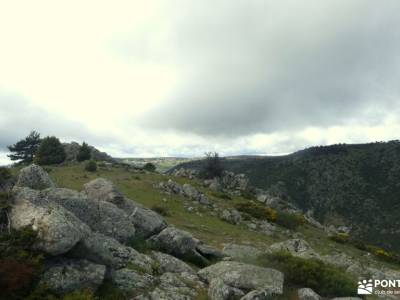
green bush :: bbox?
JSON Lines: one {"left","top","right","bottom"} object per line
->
{"left": 0, "top": 167, "right": 12, "bottom": 184}
{"left": 96, "top": 281, "right": 126, "bottom": 300}
{"left": 0, "top": 227, "right": 44, "bottom": 300}
{"left": 35, "top": 136, "right": 66, "bottom": 165}
{"left": 77, "top": 142, "right": 91, "bottom": 162}
{"left": 329, "top": 233, "right": 350, "bottom": 244}
{"left": 151, "top": 205, "right": 170, "bottom": 217}
{"left": 62, "top": 290, "right": 95, "bottom": 300}
{"left": 235, "top": 201, "right": 277, "bottom": 222}
{"left": 85, "top": 160, "right": 97, "bottom": 172}
{"left": 275, "top": 211, "right": 306, "bottom": 230}
{"left": 210, "top": 191, "right": 232, "bottom": 200}
{"left": 143, "top": 162, "right": 156, "bottom": 172}
{"left": 258, "top": 251, "right": 357, "bottom": 297}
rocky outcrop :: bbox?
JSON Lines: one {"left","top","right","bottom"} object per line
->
{"left": 15, "top": 164, "right": 56, "bottom": 190}
{"left": 208, "top": 278, "right": 245, "bottom": 300}
{"left": 268, "top": 239, "right": 320, "bottom": 259}
{"left": 135, "top": 272, "right": 203, "bottom": 300}
{"left": 220, "top": 209, "right": 242, "bottom": 224}
{"left": 84, "top": 177, "right": 167, "bottom": 237}
{"left": 41, "top": 259, "right": 106, "bottom": 294}
{"left": 109, "top": 268, "right": 155, "bottom": 291}
{"left": 198, "top": 261, "right": 284, "bottom": 295}
{"left": 148, "top": 226, "right": 221, "bottom": 266}
{"left": 63, "top": 141, "right": 115, "bottom": 162}
{"left": 172, "top": 168, "right": 197, "bottom": 179}
{"left": 84, "top": 178, "right": 125, "bottom": 205}
{"left": 70, "top": 232, "right": 153, "bottom": 271}
{"left": 298, "top": 288, "right": 321, "bottom": 300}
{"left": 222, "top": 244, "right": 262, "bottom": 261}
{"left": 203, "top": 171, "right": 250, "bottom": 196}
{"left": 42, "top": 187, "right": 136, "bottom": 243}
{"left": 11, "top": 187, "right": 90, "bottom": 255}
{"left": 158, "top": 180, "right": 210, "bottom": 205}
{"left": 151, "top": 251, "right": 195, "bottom": 274}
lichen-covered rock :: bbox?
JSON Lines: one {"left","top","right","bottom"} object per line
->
{"left": 84, "top": 178, "right": 167, "bottom": 237}
{"left": 15, "top": 164, "right": 56, "bottom": 190}
{"left": 151, "top": 251, "right": 195, "bottom": 274}
{"left": 268, "top": 239, "right": 320, "bottom": 259}
{"left": 222, "top": 244, "right": 262, "bottom": 261}
{"left": 148, "top": 226, "right": 210, "bottom": 266}
{"left": 136, "top": 272, "right": 201, "bottom": 300}
{"left": 11, "top": 188, "right": 90, "bottom": 255}
{"left": 321, "top": 252, "right": 355, "bottom": 269}
{"left": 70, "top": 232, "right": 153, "bottom": 272}
{"left": 198, "top": 261, "right": 284, "bottom": 295}
{"left": 42, "top": 188, "right": 136, "bottom": 243}
{"left": 109, "top": 268, "right": 155, "bottom": 291}
{"left": 41, "top": 259, "right": 105, "bottom": 295}
{"left": 208, "top": 278, "right": 245, "bottom": 300}
{"left": 84, "top": 178, "right": 125, "bottom": 205}
{"left": 120, "top": 199, "right": 167, "bottom": 238}
{"left": 182, "top": 183, "right": 210, "bottom": 205}
{"left": 240, "top": 289, "right": 276, "bottom": 300}
{"left": 298, "top": 288, "right": 321, "bottom": 300}
{"left": 220, "top": 209, "right": 242, "bottom": 224}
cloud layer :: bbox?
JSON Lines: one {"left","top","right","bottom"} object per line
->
{"left": 1, "top": 0, "right": 400, "bottom": 161}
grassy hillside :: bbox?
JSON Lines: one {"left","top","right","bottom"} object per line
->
{"left": 7, "top": 163, "right": 394, "bottom": 299}
{"left": 172, "top": 141, "right": 400, "bottom": 252}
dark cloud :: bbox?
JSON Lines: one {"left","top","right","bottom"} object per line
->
{"left": 139, "top": 1, "right": 400, "bottom": 137}
{"left": 0, "top": 92, "right": 102, "bottom": 151}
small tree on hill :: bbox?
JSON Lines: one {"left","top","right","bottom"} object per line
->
{"left": 143, "top": 162, "right": 156, "bottom": 172}
{"left": 200, "top": 152, "right": 224, "bottom": 179}
{"left": 7, "top": 131, "right": 41, "bottom": 164}
{"left": 35, "top": 136, "right": 66, "bottom": 165}
{"left": 77, "top": 142, "right": 91, "bottom": 162}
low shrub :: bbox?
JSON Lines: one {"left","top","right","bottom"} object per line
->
{"left": 85, "top": 160, "right": 97, "bottom": 172}
{"left": 127, "top": 234, "right": 152, "bottom": 253}
{"left": 329, "top": 233, "right": 350, "bottom": 244}
{"left": 366, "top": 245, "right": 400, "bottom": 264}
{"left": 0, "top": 167, "right": 12, "bottom": 184}
{"left": 62, "top": 290, "right": 96, "bottom": 300}
{"left": 0, "top": 227, "right": 44, "bottom": 300}
{"left": 143, "top": 162, "right": 156, "bottom": 172}
{"left": 235, "top": 201, "right": 277, "bottom": 222}
{"left": 275, "top": 211, "right": 306, "bottom": 230}
{"left": 96, "top": 281, "right": 126, "bottom": 300}
{"left": 210, "top": 191, "right": 232, "bottom": 200}
{"left": 151, "top": 205, "right": 170, "bottom": 217}
{"left": 258, "top": 251, "right": 357, "bottom": 297}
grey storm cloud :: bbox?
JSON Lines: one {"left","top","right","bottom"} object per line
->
{"left": 138, "top": 0, "right": 400, "bottom": 137}
{"left": 0, "top": 92, "right": 103, "bottom": 151}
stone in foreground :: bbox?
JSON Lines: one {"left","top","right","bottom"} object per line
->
{"left": 198, "top": 261, "right": 284, "bottom": 295}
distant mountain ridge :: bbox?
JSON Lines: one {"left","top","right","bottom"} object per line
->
{"left": 172, "top": 141, "right": 400, "bottom": 251}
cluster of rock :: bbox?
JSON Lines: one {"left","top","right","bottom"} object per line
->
{"left": 9, "top": 165, "right": 224, "bottom": 299}
{"left": 171, "top": 168, "right": 198, "bottom": 179}
{"left": 63, "top": 142, "right": 116, "bottom": 163}
{"left": 157, "top": 179, "right": 210, "bottom": 205}
{"left": 203, "top": 171, "right": 250, "bottom": 196}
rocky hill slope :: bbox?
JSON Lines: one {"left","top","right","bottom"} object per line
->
{"left": 172, "top": 141, "right": 400, "bottom": 252}
{"left": 1, "top": 163, "right": 399, "bottom": 299}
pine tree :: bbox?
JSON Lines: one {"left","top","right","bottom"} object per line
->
{"left": 77, "top": 142, "right": 91, "bottom": 162}
{"left": 35, "top": 136, "right": 66, "bottom": 165}
{"left": 7, "top": 131, "right": 41, "bottom": 164}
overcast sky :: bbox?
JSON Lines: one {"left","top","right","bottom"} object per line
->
{"left": 1, "top": 0, "right": 400, "bottom": 163}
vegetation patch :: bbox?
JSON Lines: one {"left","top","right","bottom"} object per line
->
{"left": 85, "top": 160, "right": 98, "bottom": 172}
{"left": 151, "top": 205, "right": 170, "bottom": 217}
{"left": 257, "top": 251, "right": 357, "bottom": 298}
{"left": 275, "top": 211, "right": 306, "bottom": 230}
{"left": 235, "top": 201, "right": 277, "bottom": 222}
